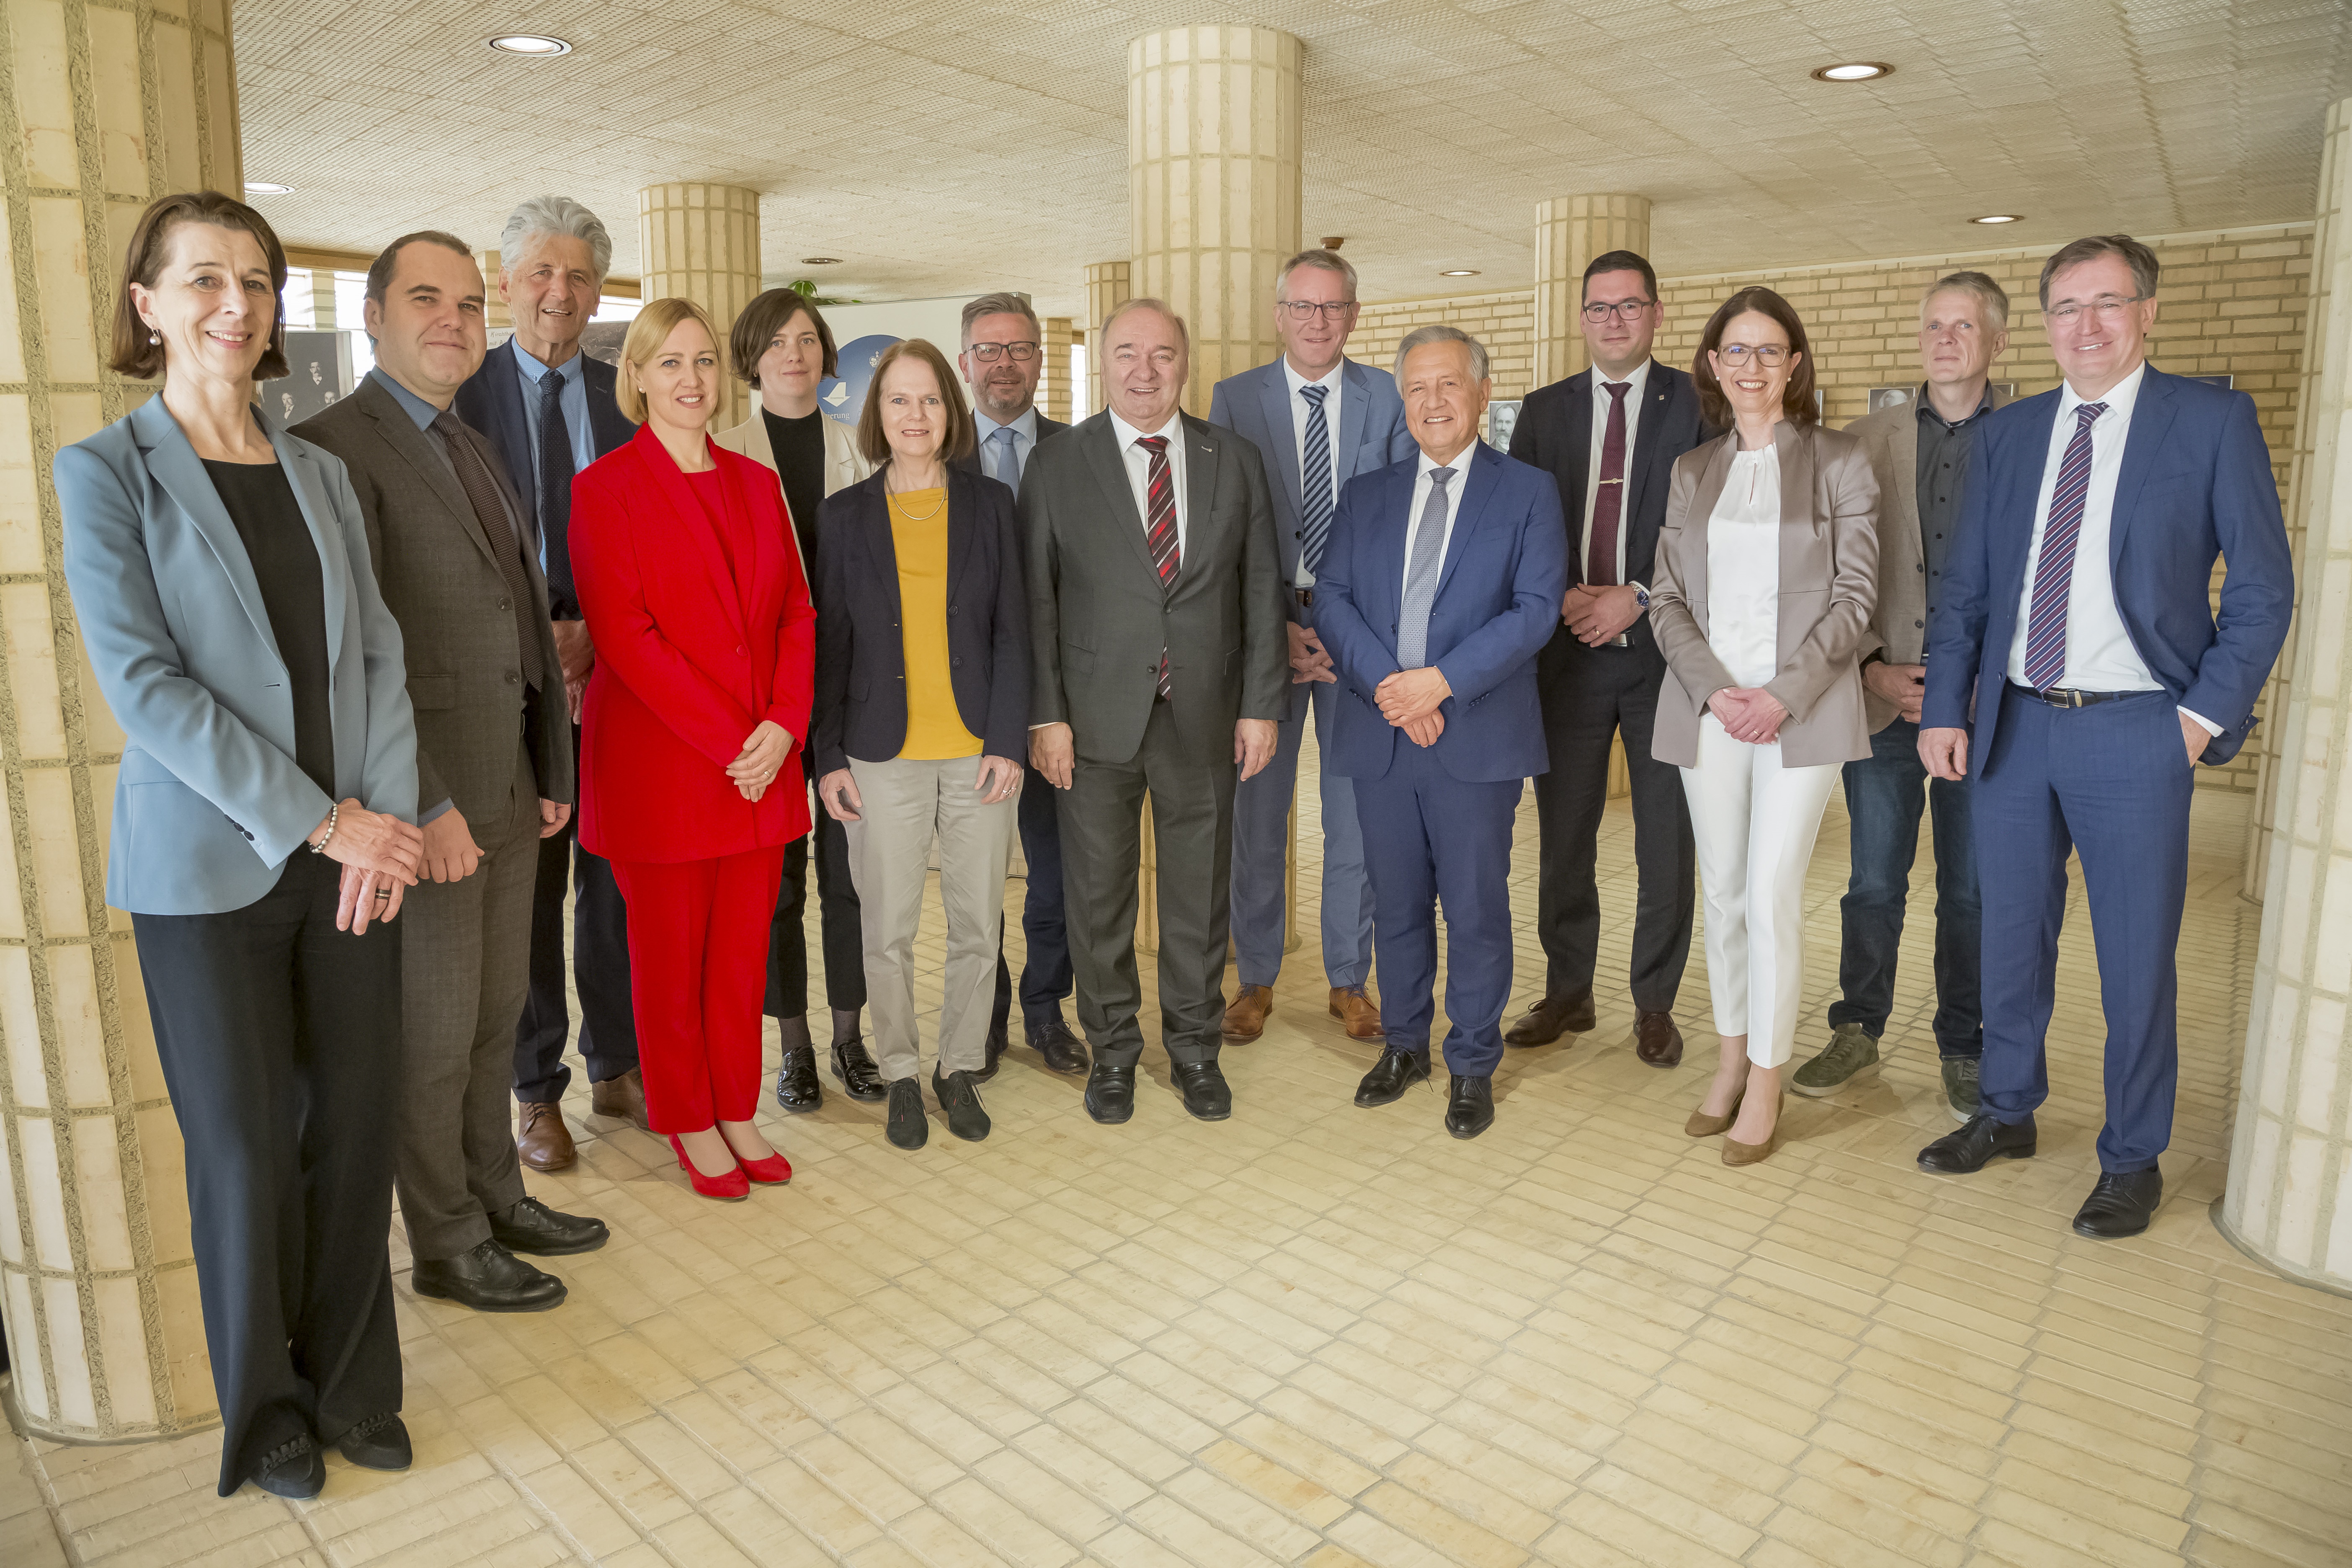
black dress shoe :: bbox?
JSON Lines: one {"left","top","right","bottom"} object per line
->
{"left": 933, "top": 1066, "right": 992, "bottom": 1141}
{"left": 830, "top": 1037, "right": 887, "bottom": 1102}
{"left": 1502, "top": 989, "right": 1596, "bottom": 1047}
{"left": 1917, "top": 1112, "right": 2038, "bottom": 1173}
{"left": 1085, "top": 1060, "right": 1135, "bottom": 1124}
{"left": 1171, "top": 1060, "right": 1232, "bottom": 1122}
{"left": 1354, "top": 1049, "right": 1430, "bottom": 1108}
{"left": 335, "top": 1413, "right": 411, "bottom": 1472}
{"left": 2072, "top": 1169, "right": 2162, "bottom": 1239}
{"left": 975, "top": 1021, "right": 1009, "bottom": 1083}
{"left": 1445, "top": 1074, "right": 1495, "bottom": 1139}
{"left": 488, "top": 1196, "right": 608, "bottom": 1256}
{"left": 410, "top": 1239, "right": 566, "bottom": 1312}
{"left": 1029, "top": 1017, "right": 1089, "bottom": 1075}
{"left": 886, "top": 1078, "right": 928, "bottom": 1149}
{"left": 251, "top": 1435, "right": 325, "bottom": 1499}
{"left": 775, "top": 1044, "right": 823, "bottom": 1112}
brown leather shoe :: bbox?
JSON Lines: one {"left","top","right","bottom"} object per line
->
{"left": 1328, "top": 986, "right": 1383, "bottom": 1041}
{"left": 1503, "top": 988, "right": 1596, "bottom": 1047}
{"left": 515, "top": 1102, "right": 575, "bottom": 1171}
{"left": 1223, "top": 985, "right": 1274, "bottom": 1041}
{"left": 590, "top": 1067, "right": 650, "bottom": 1131}
{"left": 1635, "top": 1009, "right": 1683, "bottom": 1068}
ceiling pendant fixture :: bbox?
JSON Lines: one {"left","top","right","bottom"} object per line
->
{"left": 488, "top": 34, "right": 572, "bottom": 56}
{"left": 1970, "top": 213, "right": 2024, "bottom": 224}
{"left": 1811, "top": 61, "right": 1892, "bottom": 82}
{"left": 1439, "top": 268, "right": 1480, "bottom": 277}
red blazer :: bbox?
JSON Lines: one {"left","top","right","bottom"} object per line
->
{"left": 572, "top": 426, "right": 816, "bottom": 862}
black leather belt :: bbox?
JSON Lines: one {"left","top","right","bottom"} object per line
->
{"left": 2008, "top": 680, "right": 2131, "bottom": 709}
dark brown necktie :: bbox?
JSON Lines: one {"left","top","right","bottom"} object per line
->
{"left": 431, "top": 409, "right": 548, "bottom": 692}
{"left": 1588, "top": 380, "right": 1630, "bottom": 586}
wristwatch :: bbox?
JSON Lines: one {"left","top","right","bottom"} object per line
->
{"left": 1630, "top": 583, "right": 1651, "bottom": 611}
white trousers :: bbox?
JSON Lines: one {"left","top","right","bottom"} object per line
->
{"left": 1679, "top": 715, "right": 1840, "bottom": 1068}
{"left": 843, "top": 756, "right": 1018, "bottom": 1082}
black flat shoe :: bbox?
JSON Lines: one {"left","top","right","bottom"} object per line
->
{"left": 1171, "top": 1060, "right": 1232, "bottom": 1121}
{"left": 1354, "top": 1049, "right": 1430, "bottom": 1108}
{"left": 886, "top": 1078, "right": 928, "bottom": 1149}
{"left": 933, "top": 1066, "right": 992, "bottom": 1141}
{"left": 2072, "top": 1169, "right": 2162, "bottom": 1239}
{"left": 1029, "top": 1018, "right": 1089, "bottom": 1075}
{"left": 1445, "top": 1074, "right": 1495, "bottom": 1140}
{"left": 335, "top": 1413, "right": 411, "bottom": 1472}
{"left": 1085, "top": 1060, "right": 1136, "bottom": 1124}
{"left": 1917, "top": 1112, "right": 2037, "bottom": 1174}
{"left": 775, "top": 1044, "right": 823, "bottom": 1112}
{"left": 251, "top": 1435, "right": 324, "bottom": 1499}
{"left": 975, "top": 1020, "right": 1009, "bottom": 1083}
{"left": 488, "top": 1196, "right": 608, "bottom": 1256}
{"left": 831, "top": 1037, "right": 887, "bottom": 1102}
{"left": 410, "top": 1239, "right": 566, "bottom": 1313}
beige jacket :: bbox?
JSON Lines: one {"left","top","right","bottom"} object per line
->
{"left": 1649, "top": 420, "right": 1880, "bottom": 770}
{"left": 1844, "top": 381, "right": 2010, "bottom": 731}
{"left": 711, "top": 404, "right": 876, "bottom": 574}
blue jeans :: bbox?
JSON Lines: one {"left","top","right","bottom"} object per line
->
{"left": 1829, "top": 717, "right": 1982, "bottom": 1059}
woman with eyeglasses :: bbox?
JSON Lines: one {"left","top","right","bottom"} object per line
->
{"left": 1647, "top": 286, "right": 1879, "bottom": 1165}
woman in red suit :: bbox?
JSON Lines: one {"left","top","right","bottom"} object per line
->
{"left": 570, "top": 297, "right": 816, "bottom": 1199}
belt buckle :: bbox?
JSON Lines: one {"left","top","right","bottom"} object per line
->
{"left": 1296, "top": 587, "right": 1314, "bottom": 609}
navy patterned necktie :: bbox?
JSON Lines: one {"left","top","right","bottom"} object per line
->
{"left": 1299, "top": 383, "right": 1333, "bottom": 575}
{"left": 2022, "top": 401, "right": 2108, "bottom": 691}
{"left": 536, "top": 370, "right": 575, "bottom": 596}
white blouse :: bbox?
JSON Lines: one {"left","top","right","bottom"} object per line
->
{"left": 1705, "top": 445, "right": 1782, "bottom": 690}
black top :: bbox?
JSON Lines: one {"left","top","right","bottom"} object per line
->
{"left": 761, "top": 407, "right": 828, "bottom": 580}
{"left": 203, "top": 459, "right": 335, "bottom": 797}
{"left": 1914, "top": 384, "right": 1996, "bottom": 633}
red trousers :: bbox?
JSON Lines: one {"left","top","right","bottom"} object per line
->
{"left": 611, "top": 848, "right": 787, "bottom": 1132}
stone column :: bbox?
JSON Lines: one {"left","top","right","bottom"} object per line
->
{"left": 309, "top": 268, "right": 338, "bottom": 330}
{"left": 2220, "top": 96, "right": 2352, "bottom": 1292}
{"left": 0, "top": 0, "right": 240, "bottom": 1440}
{"left": 1532, "top": 195, "right": 1651, "bottom": 389}
{"left": 477, "top": 249, "right": 510, "bottom": 334}
{"left": 637, "top": 183, "right": 761, "bottom": 429}
{"left": 1041, "top": 317, "right": 1074, "bottom": 424}
{"left": 1127, "top": 26, "right": 1302, "bottom": 414}
{"left": 1084, "top": 261, "right": 1130, "bottom": 416}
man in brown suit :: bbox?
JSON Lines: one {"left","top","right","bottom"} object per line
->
{"left": 1790, "top": 271, "right": 2011, "bottom": 1122}
{"left": 296, "top": 233, "right": 604, "bottom": 1313}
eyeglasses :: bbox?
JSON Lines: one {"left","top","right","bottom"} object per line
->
{"left": 1715, "top": 343, "right": 1791, "bottom": 367}
{"left": 2044, "top": 294, "right": 2147, "bottom": 324}
{"left": 1277, "top": 300, "right": 1356, "bottom": 322}
{"left": 967, "top": 341, "right": 1039, "bottom": 362}
{"left": 1581, "top": 299, "right": 1654, "bottom": 322}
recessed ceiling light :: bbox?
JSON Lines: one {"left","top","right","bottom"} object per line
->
{"left": 1970, "top": 213, "right": 2024, "bottom": 224}
{"left": 1439, "top": 268, "right": 1480, "bottom": 277}
{"left": 1811, "top": 61, "right": 1892, "bottom": 82}
{"left": 242, "top": 181, "right": 293, "bottom": 196}
{"left": 487, "top": 34, "right": 571, "bottom": 56}
{"left": 799, "top": 257, "right": 842, "bottom": 266}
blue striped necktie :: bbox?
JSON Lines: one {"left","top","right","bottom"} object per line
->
{"left": 2021, "top": 401, "right": 2108, "bottom": 691}
{"left": 1299, "top": 383, "right": 1333, "bottom": 574}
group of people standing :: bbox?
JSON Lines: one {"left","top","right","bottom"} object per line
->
{"left": 55, "top": 186, "right": 2290, "bottom": 1503}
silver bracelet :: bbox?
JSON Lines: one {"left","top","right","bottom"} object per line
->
{"left": 307, "top": 800, "right": 338, "bottom": 854}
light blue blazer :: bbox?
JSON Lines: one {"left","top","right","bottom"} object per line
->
{"left": 55, "top": 395, "right": 418, "bottom": 915}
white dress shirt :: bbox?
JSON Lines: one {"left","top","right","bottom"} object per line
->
{"left": 1108, "top": 407, "right": 1189, "bottom": 555}
{"left": 1400, "top": 444, "right": 1473, "bottom": 609}
{"left": 1284, "top": 357, "right": 1344, "bottom": 588}
{"left": 1582, "top": 358, "right": 1651, "bottom": 588}
{"left": 972, "top": 405, "right": 1039, "bottom": 488}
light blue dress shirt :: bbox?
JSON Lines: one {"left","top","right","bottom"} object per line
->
{"left": 971, "top": 405, "right": 1039, "bottom": 489}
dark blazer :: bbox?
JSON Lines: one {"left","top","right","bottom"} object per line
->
{"left": 1508, "top": 361, "right": 1712, "bottom": 657}
{"left": 811, "top": 465, "right": 1030, "bottom": 776}
{"left": 1024, "top": 411, "right": 1289, "bottom": 764}
{"left": 1315, "top": 442, "right": 1568, "bottom": 784}
{"left": 295, "top": 375, "right": 572, "bottom": 824}
{"left": 1922, "top": 364, "right": 2294, "bottom": 769}
{"left": 451, "top": 339, "right": 634, "bottom": 619}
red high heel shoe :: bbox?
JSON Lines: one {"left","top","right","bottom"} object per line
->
{"left": 668, "top": 1134, "right": 749, "bottom": 1200}
{"left": 731, "top": 1146, "right": 792, "bottom": 1185}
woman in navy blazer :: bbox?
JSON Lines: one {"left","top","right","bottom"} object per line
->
{"left": 54, "top": 194, "right": 423, "bottom": 1501}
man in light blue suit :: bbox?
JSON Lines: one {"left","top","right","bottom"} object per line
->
{"left": 1208, "top": 248, "right": 1415, "bottom": 1045}
{"left": 1315, "top": 326, "right": 1567, "bottom": 1140}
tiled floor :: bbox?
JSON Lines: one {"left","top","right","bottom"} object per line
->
{"left": 9, "top": 747, "right": 2352, "bottom": 1568}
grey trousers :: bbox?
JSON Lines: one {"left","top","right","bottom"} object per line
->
{"left": 396, "top": 740, "right": 540, "bottom": 1261}
{"left": 1230, "top": 676, "right": 1374, "bottom": 989}
{"left": 843, "top": 754, "right": 1018, "bottom": 1081}
{"left": 1060, "top": 700, "right": 1236, "bottom": 1069}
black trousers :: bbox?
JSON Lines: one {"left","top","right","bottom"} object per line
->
{"left": 767, "top": 800, "right": 867, "bottom": 1016}
{"left": 132, "top": 856, "right": 403, "bottom": 1495}
{"left": 991, "top": 760, "right": 1074, "bottom": 1037}
{"left": 513, "top": 723, "right": 637, "bottom": 1104}
{"left": 1530, "top": 628, "right": 1696, "bottom": 1012}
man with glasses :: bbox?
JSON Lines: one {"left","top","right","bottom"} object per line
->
{"left": 952, "top": 292, "right": 1084, "bottom": 1077}
{"left": 1208, "top": 249, "right": 1413, "bottom": 1045}
{"left": 1505, "top": 250, "right": 1712, "bottom": 1067}
{"left": 1916, "top": 234, "right": 2291, "bottom": 1239}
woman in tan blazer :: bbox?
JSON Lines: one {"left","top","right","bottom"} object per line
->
{"left": 1649, "top": 285, "right": 1878, "bottom": 1165}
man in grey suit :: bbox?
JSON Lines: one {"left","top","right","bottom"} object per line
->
{"left": 296, "top": 232, "right": 605, "bottom": 1313}
{"left": 1208, "top": 249, "right": 1414, "bottom": 1046}
{"left": 1026, "top": 298, "right": 1288, "bottom": 1124}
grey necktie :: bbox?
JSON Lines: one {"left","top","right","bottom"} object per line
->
{"left": 990, "top": 427, "right": 1022, "bottom": 498}
{"left": 1397, "top": 466, "right": 1455, "bottom": 669}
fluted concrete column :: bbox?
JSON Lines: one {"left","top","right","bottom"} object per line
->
{"left": 1532, "top": 195, "right": 1652, "bottom": 389}
{"left": 477, "top": 249, "right": 510, "bottom": 333}
{"left": 1127, "top": 26, "right": 1302, "bottom": 414}
{"left": 1041, "top": 317, "right": 1074, "bottom": 424}
{"left": 637, "top": 183, "right": 760, "bottom": 428}
{"left": 1086, "top": 262, "right": 1131, "bottom": 416}
{"left": 2222, "top": 96, "right": 2352, "bottom": 1292}
{"left": 0, "top": 0, "right": 239, "bottom": 1440}
{"left": 309, "top": 268, "right": 338, "bottom": 330}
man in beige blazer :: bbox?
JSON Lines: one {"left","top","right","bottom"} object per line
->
{"left": 1792, "top": 271, "right": 2010, "bottom": 1121}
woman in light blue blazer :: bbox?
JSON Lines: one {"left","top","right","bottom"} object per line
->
{"left": 54, "top": 193, "right": 425, "bottom": 1502}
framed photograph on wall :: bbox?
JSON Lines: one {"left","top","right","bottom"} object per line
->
{"left": 1867, "top": 385, "right": 1914, "bottom": 414}
{"left": 267, "top": 330, "right": 355, "bottom": 426}
{"left": 1485, "top": 399, "right": 1523, "bottom": 451}
{"left": 2181, "top": 373, "right": 2234, "bottom": 389}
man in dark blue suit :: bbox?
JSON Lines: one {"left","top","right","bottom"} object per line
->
{"left": 1917, "top": 234, "right": 2293, "bottom": 1238}
{"left": 452, "top": 196, "right": 644, "bottom": 1169}
{"left": 1315, "top": 325, "right": 1568, "bottom": 1139}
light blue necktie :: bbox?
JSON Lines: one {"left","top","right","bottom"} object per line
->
{"left": 1397, "top": 466, "right": 1455, "bottom": 668}
{"left": 990, "top": 427, "right": 1023, "bottom": 498}
{"left": 1299, "top": 384, "right": 1333, "bottom": 574}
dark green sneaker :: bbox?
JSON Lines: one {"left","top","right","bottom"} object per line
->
{"left": 1791, "top": 1022, "right": 1880, "bottom": 1097}
{"left": 1941, "top": 1056, "right": 1981, "bottom": 1124}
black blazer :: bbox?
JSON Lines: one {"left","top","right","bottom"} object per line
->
{"left": 811, "top": 464, "right": 1030, "bottom": 776}
{"left": 452, "top": 339, "right": 635, "bottom": 618}
{"left": 1508, "top": 361, "right": 1713, "bottom": 657}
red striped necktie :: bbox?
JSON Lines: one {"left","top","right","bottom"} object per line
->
{"left": 1135, "top": 434, "right": 1180, "bottom": 698}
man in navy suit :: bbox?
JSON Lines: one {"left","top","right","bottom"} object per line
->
{"left": 1917, "top": 234, "right": 2293, "bottom": 1239}
{"left": 1315, "top": 326, "right": 1568, "bottom": 1139}
{"left": 1209, "top": 249, "right": 1414, "bottom": 1046}
{"left": 452, "top": 196, "right": 643, "bottom": 1170}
